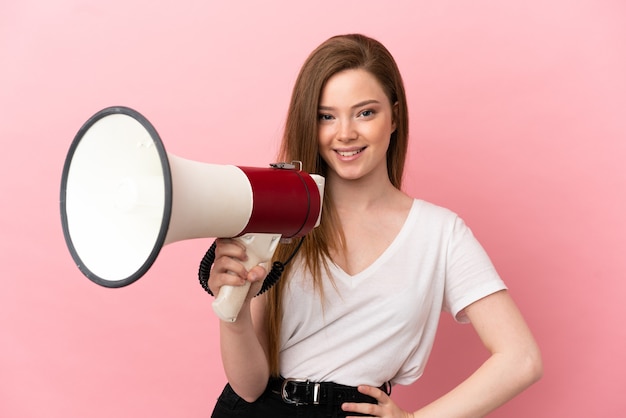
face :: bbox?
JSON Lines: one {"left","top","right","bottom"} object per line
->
{"left": 317, "top": 69, "right": 397, "bottom": 184}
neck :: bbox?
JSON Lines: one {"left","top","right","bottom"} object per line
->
{"left": 326, "top": 172, "right": 403, "bottom": 211}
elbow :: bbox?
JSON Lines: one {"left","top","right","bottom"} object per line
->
{"left": 518, "top": 344, "right": 543, "bottom": 388}
{"left": 229, "top": 381, "right": 268, "bottom": 404}
{"left": 530, "top": 351, "right": 544, "bottom": 385}
{"left": 241, "top": 393, "right": 263, "bottom": 403}
{"left": 495, "top": 342, "right": 543, "bottom": 392}
{"left": 237, "top": 386, "right": 267, "bottom": 404}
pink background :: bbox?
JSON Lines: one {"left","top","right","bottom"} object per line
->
{"left": 2, "top": 1, "right": 625, "bottom": 417}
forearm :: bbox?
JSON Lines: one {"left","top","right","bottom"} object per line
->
{"left": 219, "top": 301, "right": 270, "bottom": 402}
{"left": 412, "top": 350, "right": 542, "bottom": 417}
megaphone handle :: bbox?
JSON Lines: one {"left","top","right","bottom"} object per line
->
{"left": 211, "top": 233, "right": 282, "bottom": 322}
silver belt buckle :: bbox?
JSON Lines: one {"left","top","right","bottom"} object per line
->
{"left": 281, "top": 378, "right": 320, "bottom": 405}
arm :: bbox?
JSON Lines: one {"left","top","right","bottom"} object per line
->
{"left": 343, "top": 290, "right": 542, "bottom": 417}
{"left": 411, "top": 289, "right": 542, "bottom": 417}
{"left": 209, "top": 239, "right": 271, "bottom": 402}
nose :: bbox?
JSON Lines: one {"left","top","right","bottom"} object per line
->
{"left": 337, "top": 118, "right": 356, "bottom": 142}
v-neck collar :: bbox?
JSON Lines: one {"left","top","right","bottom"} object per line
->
{"left": 327, "top": 199, "right": 421, "bottom": 282}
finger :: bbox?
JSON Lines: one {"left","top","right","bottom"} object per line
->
{"left": 341, "top": 400, "right": 378, "bottom": 417}
{"left": 357, "top": 385, "right": 388, "bottom": 402}
{"left": 248, "top": 264, "right": 268, "bottom": 282}
{"left": 342, "top": 385, "right": 383, "bottom": 416}
{"left": 214, "top": 238, "right": 248, "bottom": 261}
{"left": 213, "top": 257, "right": 248, "bottom": 280}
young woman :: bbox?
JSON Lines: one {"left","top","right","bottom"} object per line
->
{"left": 208, "top": 34, "right": 542, "bottom": 418}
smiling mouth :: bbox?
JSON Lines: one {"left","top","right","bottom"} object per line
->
{"left": 336, "top": 147, "right": 365, "bottom": 157}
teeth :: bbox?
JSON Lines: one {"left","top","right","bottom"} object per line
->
{"left": 337, "top": 149, "right": 363, "bottom": 157}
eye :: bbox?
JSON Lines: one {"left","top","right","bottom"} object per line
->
{"left": 318, "top": 113, "right": 334, "bottom": 121}
{"left": 359, "top": 109, "right": 375, "bottom": 118}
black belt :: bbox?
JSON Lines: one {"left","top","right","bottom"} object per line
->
{"left": 268, "top": 377, "right": 391, "bottom": 406}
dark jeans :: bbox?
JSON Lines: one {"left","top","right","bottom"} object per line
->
{"left": 211, "top": 383, "right": 372, "bottom": 418}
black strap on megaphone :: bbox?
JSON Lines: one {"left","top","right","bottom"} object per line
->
{"left": 198, "top": 237, "right": 304, "bottom": 297}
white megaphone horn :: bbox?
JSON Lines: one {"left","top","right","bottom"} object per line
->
{"left": 60, "top": 106, "right": 325, "bottom": 322}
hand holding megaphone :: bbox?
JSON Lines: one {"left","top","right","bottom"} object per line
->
{"left": 60, "top": 106, "right": 324, "bottom": 322}
{"left": 210, "top": 233, "right": 280, "bottom": 321}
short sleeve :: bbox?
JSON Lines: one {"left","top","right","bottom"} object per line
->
{"left": 443, "top": 216, "right": 507, "bottom": 323}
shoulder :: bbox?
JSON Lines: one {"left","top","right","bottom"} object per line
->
{"left": 412, "top": 199, "right": 457, "bottom": 216}
{"left": 405, "top": 199, "right": 486, "bottom": 253}
{"left": 409, "top": 199, "right": 461, "bottom": 229}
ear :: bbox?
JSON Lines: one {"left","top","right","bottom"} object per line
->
{"left": 391, "top": 101, "right": 399, "bottom": 133}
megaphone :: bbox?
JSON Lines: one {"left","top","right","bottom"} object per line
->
{"left": 60, "top": 106, "right": 324, "bottom": 322}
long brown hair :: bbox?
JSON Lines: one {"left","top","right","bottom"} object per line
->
{"left": 266, "top": 33, "right": 410, "bottom": 375}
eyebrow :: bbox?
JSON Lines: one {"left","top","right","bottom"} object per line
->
{"left": 318, "top": 99, "right": 381, "bottom": 111}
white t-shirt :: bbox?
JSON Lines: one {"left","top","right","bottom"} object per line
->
{"left": 279, "top": 199, "right": 507, "bottom": 387}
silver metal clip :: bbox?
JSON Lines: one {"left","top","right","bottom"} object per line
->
{"left": 270, "top": 161, "right": 303, "bottom": 171}
{"left": 281, "top": 378, "right": 308, "bottom": 405}
{"left": 312, "top": 382, "right": 320, "bottom": 405}
{"left": 281, "top": 378, "right": 320, "bottom": 405}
